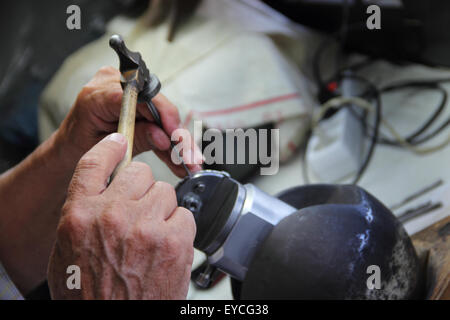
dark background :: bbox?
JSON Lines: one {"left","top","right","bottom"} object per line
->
{"left": 0, "top": 0, "right": 148, "bottom": 172}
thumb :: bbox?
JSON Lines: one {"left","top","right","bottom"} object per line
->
{"left": 68, "top": 133, "right": 127, "bottom": 198}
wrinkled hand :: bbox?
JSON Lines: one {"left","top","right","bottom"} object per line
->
{"left": 57, "top": 66, "right": 202, "bottom": 177}
{"left": 47, "top": 133, "right": 196, "bottom": 299}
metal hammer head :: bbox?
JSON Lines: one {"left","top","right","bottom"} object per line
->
{"left": 109, "top": 34, "right": 160, "bottom": 99}
{"left": 109, "top": 34, "right": 143, "bottom": 73}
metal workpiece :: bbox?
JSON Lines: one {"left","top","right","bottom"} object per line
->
{"left": 240, "top": 184, "right": 422, "bottom": 299}
{"left": 177, "top": 171, "right": 421, "bottom": 299}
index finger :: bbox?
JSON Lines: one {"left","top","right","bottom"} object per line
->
{"left": 137, "top": 93, "right": 181, "bottom": 136}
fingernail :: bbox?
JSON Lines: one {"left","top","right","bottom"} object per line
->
{"left": 106, "top": 133, "right": 126, "bottom": 144}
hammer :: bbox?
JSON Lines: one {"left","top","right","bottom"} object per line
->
{"left": 109, "top": 34, "right": 190, "bottom": 179}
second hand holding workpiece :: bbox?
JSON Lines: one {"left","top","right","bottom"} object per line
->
{"left": 109, "top": 34, "right": 191, "bottom": 179}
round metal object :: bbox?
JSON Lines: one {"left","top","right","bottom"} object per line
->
{"left": 236, "top": 184, "right": 422, "bottom": 299}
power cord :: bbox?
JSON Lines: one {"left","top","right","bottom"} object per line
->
{"left": 307, "top": 1, "right": 450, "bottom": 185}
{"left": 303, "top": 92, "right": 450, "bottom": 184}
{"left": 304, "top": 71, "right": 381, "bottom": 185}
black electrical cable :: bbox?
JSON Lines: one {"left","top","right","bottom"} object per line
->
{"left": 379, "top": 83, "right": 448, "bottom": 146}
{"left": 336, "top": 0, "right": 351, "bottom": 75}
{"left": 312, "top": 36, "right": 332, "bottom": 90}
{"left": 348, "top": 84, "right": 450, "bottom": 148}
{"left": 338, "top": 73, "right": 382, "bottom": 185}
{"left": 380, "top": 78, "right": 450, "bottom": 145}
{"left": 350, "top": 79, "right": 450, "bottom": 147}
{"left": 303, "top": 73, "right": 381, "bottom": 185}
{"left": 312, "top": 21, "right": 371, "bottom": 96}
{"left": 411, "top": 118, "right": 450, "bottom": 144}
{"left": 308, "top": 1, "right": 450, "bottom": 184}
{"left": 316, "top": 40, "right": 450, "bottom": 149}
{"left": 307, "top": 1, "right": 382, "bottom": 185}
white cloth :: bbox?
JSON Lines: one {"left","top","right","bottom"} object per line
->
{"left": 39, "top": 0, "right": 320, "bottom": 185}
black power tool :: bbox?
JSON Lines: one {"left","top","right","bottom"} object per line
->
{"left": 176, "top": 170, "right": 422, "bottom": 299}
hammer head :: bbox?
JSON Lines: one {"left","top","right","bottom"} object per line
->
{"left": 109, "top": 34, "right": 160, "bottom": 99}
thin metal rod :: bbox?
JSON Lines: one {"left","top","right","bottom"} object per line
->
{"left": 397, "top": 201, "right": 443, "bottom": 223}
{"left": 146, "top": 100, "right": 192, "bottom": 177}
{"left": 390, "top": 179, "right": 444, "bottom": 211}
{"left": 171, "top": 142, "right": 192, "bottom": 177}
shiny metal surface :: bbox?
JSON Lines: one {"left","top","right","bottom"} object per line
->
{"left": 176, "top": 170, "right": 297, "bottom": 281}
{"left": 208, "top": 183, "right": 297, "bottom": 281}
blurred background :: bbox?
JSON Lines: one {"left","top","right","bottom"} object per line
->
{"left": 1, "top": 0, "right": 450, "bottom": 299}
{"left": 2, "top": 0, "right": 450, "bottom": 172}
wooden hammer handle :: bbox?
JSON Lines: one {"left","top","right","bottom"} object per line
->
{"left": 111, "top": 83, "right": 138, "bottom": 179}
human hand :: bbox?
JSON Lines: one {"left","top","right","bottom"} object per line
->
{"left": 56, "top": 66, "right": 202, "bottom": 177}
{"left": 47, "top": 133, "right": 196, "bottom": 299}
